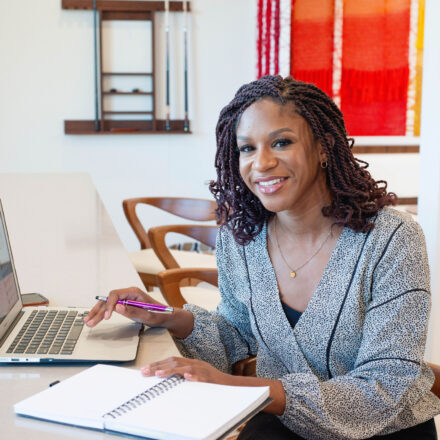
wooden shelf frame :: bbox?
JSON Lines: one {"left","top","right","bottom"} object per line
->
{"left": 103, "top": 91, "right": 153, "bottom": 95}
{"left": 65, "top": 119, "right": 190, "bottom": 134}
{"left": 103, "top": 111, "right": 154, "bottom": 115}
{"left": 62, "top": 1, "right": 191, "bottom": 12}
{"left": 352, "top": 145, "right": 419, "bottom": 154}
{"left": 102, "top": 72, "right": 153, "bottom": 76}
{"left": 63, "top": 1, "right": 191, "bottom": 135}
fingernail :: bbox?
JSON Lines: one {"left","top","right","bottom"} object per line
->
{"left": 155, "top": 370, "right": 165, "bottom": 377}
{"left": 104, "top": 311, "right": 110, "bottom": 319}
{"left": 184, "top": 373, "right": 193, "bottom": 380}
{"left": 142, "top": 366, "right": 150, "bottom": 374}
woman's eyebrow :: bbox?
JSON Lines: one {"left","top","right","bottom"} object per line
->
{"left": 237, "top": 128, "right": 295, "bottom": 141}
{"left": 268, "top": 128, "right": 295, "bottom": 137}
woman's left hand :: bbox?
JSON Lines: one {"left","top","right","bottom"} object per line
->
{"left": 141, "top": 356, "right": 231, "bottom": 385}
{"left": 143, "top": 356, "right": 287, "bottom": 416}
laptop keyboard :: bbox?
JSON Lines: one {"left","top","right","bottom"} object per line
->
{"left": 7, "top": 309, "right": 88, "bottom": 356}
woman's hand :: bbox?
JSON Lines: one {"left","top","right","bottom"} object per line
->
{"left": 142, "top": 356, "right": 287, "bottom": 415}
{"left": 83, "top": 287, "right": 195, "bottom": 338}
{"left": 84, "top": 287, "right": 170, "bottom": 328}
{"left": 142, "top": 356, "right": 231, "bottom": 385}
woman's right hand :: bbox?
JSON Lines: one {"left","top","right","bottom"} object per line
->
{"left": 84, "top": 287, "right": 170, "bottom": 328}
{"left": 84, "top": 286, "right": 194, "bottom": 338}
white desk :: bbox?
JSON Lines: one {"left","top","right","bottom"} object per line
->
{"left": 0, "top": 173, "right": 179, "bottom": 440}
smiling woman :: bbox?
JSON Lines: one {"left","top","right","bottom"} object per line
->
{"left": 84, "top": 76, "right": 440, "bottom": 440}
{"left": 210, "top": 76, "right": 396, "bottom": 246}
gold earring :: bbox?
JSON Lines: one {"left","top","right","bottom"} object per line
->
{"left": 320, "top": 161, "right": 328, "bottom": 169}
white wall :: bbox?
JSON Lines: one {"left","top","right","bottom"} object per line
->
{"left": 0, "top": 0, "right": 420, "bottom": 253}
{"left": 418, "top": 0, "right": 440, "bottom": 363}
{"left": 0, "top": 0, "right": 257, "bottom": 251}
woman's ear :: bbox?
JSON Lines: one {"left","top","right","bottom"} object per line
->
{"left": 318, "top": 134, "right": 333, "bottom": 167}
{"left": 320, "top": 133, "right": 334, "bottom": 161}
{"left": 325, "top": 133, "right": 335, "bottom": 148}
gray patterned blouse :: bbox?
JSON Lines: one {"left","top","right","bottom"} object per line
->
{"left": 174, "top": 207, "right": 440, "bottom": 439}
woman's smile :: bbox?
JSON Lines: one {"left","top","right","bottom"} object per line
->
{"left": 255, "top": 176, "right": 289, "bottom": 194}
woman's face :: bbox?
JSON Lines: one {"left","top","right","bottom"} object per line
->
{"left": 236, "top": 98, "right": 328, "bottom": 214}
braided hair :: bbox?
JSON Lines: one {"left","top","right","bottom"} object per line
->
{"left": 209, "top": 75, "right": 396, "bottom": 245}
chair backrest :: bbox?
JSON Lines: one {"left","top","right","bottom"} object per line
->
{"left": 123, "top": 197, "right": 217, "bottom": 249}
{"left": 427, "top": 362, "right": 440, "bottom": 399}
{"left": 148, "top": 224, "right": 218, "bottom": 269}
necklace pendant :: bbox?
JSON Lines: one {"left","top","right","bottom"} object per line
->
{"left": 290, "top": 271, "right": 296, "bottom": 278}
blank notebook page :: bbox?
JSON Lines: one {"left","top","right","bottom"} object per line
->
{"left": 105, "top": 380, "right": 269, "bottom": 440}
{"left": 14, "top": 364, "right": 163, "bottom": 429}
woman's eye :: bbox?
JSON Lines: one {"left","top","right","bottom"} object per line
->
{"left": 238, "top": 145, "right": 254, "bottom": 153}
{"left": 273, "top": 138, "right": 292, "bottom": 148}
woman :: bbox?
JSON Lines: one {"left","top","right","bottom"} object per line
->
{"left": 85, "top": 76, "right": 440, "bottom": 439}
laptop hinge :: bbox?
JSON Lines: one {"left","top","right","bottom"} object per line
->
{"left": 0, "top": 310, "right": 24, "bottom": 348}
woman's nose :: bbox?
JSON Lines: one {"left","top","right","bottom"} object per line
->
{"left": 253, "top": 147, "right": 277, "bottom": 171}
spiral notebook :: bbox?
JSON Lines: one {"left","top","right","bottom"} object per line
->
{"left": 14, "top": 364, "right": 271, "bottom": 440}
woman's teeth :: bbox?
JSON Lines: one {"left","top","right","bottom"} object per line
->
{"left": 258, "top": 178, "right": 284, "bottom": 187}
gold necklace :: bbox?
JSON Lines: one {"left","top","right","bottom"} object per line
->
{"left": 273, "top": 218, "right": 333, "bottom": 279}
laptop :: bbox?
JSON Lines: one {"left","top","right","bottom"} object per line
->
{"left": 0, "top": 200, "right": 141, "bottom": 363}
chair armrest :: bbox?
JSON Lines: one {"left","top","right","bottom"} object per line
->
{"left": 157, "top": 267, "right": 218, "bottom": 308}
{"left": 123, "top": 198, "right": 152, "bottom": 249}
{"left": 148, "top": 224, "right": 218, "bottom": 269}
{"left": 232, "top": 356, "right": 257, "bottom": 377}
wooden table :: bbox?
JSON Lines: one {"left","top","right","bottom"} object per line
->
{"left": 0, "top": 173, "right": 179, "bottom": 440}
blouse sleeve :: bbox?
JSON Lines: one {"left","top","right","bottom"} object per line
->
{"left": 172, "top": 227, "right": 258, "bottom": 373}
{"left": 278, "top": 219, "right": 437, "bottom": 439}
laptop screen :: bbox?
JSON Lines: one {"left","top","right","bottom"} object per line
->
{"left": 0, "top": 204, "right": 20, "bottom": 326}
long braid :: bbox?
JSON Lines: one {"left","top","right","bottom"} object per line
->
{"left": 210, "top": 75, "right": 396, "bottom": 245}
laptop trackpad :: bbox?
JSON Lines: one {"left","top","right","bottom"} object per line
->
{"left": 86, "top": 322, "right": 141, "bottom": 341}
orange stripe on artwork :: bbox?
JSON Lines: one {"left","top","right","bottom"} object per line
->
{"left": 291, "top": 21, "right": 334, "bottom": 70}
{"left": 293, "top": 0, "right": 333, "bottom": 21}
{"left": 290, "top": 0, "right": 333, "bottom": 95}
{"left": 343, "top": 10, "right": 410, "bottom": 70}
{"left": 344, "top": 0, "right": 410, "bottom": 16}
{"left": 341, "top": 0, "right": 411, "bottom": 135}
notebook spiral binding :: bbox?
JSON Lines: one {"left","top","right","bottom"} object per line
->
{"left": 103, "top": 374, "right": 185, "bottom": 419}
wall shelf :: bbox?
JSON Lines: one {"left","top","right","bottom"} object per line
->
{"left": 62, "top": 1, "right": 189, "bottom": 12}
{"left": 64, "top": 119, "right": 191, "bottom": 134}
{"left": 103, "top": 92, "right": 153, "bottom": 95}
{"left": 63, "top": 1, "right": 191, "bottom": 135}
{"left": 352, "top": 146, "right": 419, "bottom": 154}
{"left": 102, "top": 111, "right": 154, "bottom": 115}
{"left": 102, "top": 72, "right": 153, "bottom": 76}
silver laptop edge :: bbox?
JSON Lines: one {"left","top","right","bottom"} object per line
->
{"left": 0, "top": 199, "right": 141, "bottom": 363}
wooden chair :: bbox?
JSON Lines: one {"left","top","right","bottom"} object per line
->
{"left": 427, "top": 362, "right": 440, "bottom": 399}
{"left": 157, "top": 267, "right": 257, "bottom": 376}
{"left": 123, "top": 197, "right": 218, "bottom": 290}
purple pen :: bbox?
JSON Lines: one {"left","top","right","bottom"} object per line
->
{"left": 95, "top": 296, "right": 174, "bottom": 314}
